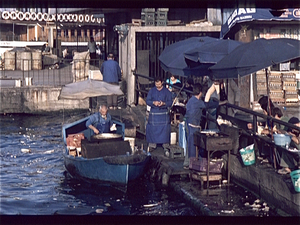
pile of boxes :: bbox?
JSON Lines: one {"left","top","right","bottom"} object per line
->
{"left": 256, "top": 69, "right": 299, "bottom": 105}
{"left": 141, "top": 8, "right": 169, "bottom": 26}
{"left": 282, "top": 72, "right": 298, "bottom": 104}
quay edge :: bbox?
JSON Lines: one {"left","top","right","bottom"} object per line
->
{"left": 226, "top": 154, "right": 300, "bottom": 216}
{"left": 0, "top": 86, "right": 88, "bottom": 114}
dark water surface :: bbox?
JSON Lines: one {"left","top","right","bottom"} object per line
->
{"left": 0, "top": 113, "right": 196, "bottom": 216}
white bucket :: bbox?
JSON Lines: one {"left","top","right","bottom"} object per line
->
{"left": 170, "top": 132, "right": 177, "bottom": 145}
{"left": 124, "top": 137, "right": 135, "bottom": 152}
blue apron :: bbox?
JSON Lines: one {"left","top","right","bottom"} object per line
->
{"left": 146, "top": 110, "right": 170, "bottom": 144}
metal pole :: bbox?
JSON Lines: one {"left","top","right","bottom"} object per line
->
{"left": 266, "top": 68, "right": 276, "bottom": 169}
{"left": 77, "top": 27, "right": 79, "bottom": 52}
{"left": 56, "top": 8, "right": 58, "bottom": 57}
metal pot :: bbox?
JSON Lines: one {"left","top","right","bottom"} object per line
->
{"left": 91, "top": 133, "right": 123, "bottom": 142}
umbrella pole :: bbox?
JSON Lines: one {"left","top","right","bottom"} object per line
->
{"left": 266, "top": 68, "right": 276, "bottom": 169}
{"left": 89, "top": 97, "right": 92, "bottom": 112}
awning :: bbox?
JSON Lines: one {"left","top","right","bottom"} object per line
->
{"left": 221, "top": 8, "right": 300, "bottom": 39}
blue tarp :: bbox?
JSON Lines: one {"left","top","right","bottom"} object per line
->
{"left": 220, "top": 8, "right": 300, "bottom": 38}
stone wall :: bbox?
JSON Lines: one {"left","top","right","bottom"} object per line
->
{"left": 0, "top": 87, "right": 89, "bottom": 114}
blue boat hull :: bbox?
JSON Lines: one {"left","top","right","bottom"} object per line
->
{"left": 63, "top": 153, "right": 150, "bottom": 184}
{"left": 62, "top": 115, "right": 150, "bottom": 185}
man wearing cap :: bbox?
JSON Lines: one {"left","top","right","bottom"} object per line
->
{"left": 278, "top": 117, "right": 300, "bottom": 175}
{"left": 100, "top": 53, "right": 122, "bottom": 110}
{"left": 86, "top": 105, "right": 116, "bottom": 135}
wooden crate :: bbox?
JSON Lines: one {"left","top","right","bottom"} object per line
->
{"left": 257, "top": 90, "right": 268, "bottom": 96}
{"left": 269, "top": 82, "right": 282, "bottom": 90}
{"left": 270, "top": 97, "right": 285, "bottom": 105}
{"left": 268, "top": 73, "right": 282, "bottom": 82}
{"left": 257, "top": 82, "right": 267, "bottom": 90}
{"left": 256, "top": 74, "right": 266, "bottom": 82}
{"left": 285, "top": 98, "right": 299, "bottom": 104}
{"left": 283, "top": 81, "right": 297, "bottom": 90}
{"left": 270, "top": 90, "right": 284, "bottom": 98}
{"left": 282, "top": 72, "right": 296, "bottom": 82}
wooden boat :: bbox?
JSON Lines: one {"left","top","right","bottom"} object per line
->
{"left": 62, "top": 116, "right": 151, "bottom": 185}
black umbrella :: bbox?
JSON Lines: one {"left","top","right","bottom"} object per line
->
{"left": 158, "top": 36, "right": 218, "bottom": 77}
{"left": 209, "top": 38, "right": 300, "bottom": 168}
{"left": 209, "top": 38, "right": 300, "bottom": 113}
{"left": 209, "top": 38, "right": 300, "bottom": 79}
{"left": 184, "top": 38, "right": 242, "bottom": 64}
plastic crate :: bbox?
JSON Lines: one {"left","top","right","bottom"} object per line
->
{"left": 156, "top": 11, "right": 168, "bottom": 20}
{"left": 156, "top": 19, "right": 167, "bottom": 26}
{"left": 142, "top": 8, "right": 155, "bottom": 13}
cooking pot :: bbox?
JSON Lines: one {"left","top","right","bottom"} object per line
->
{"left": 91, "top": 133, "right": 123, "bottom": 142}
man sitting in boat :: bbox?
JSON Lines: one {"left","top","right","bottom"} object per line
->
{"left": 86, "top": 105, "right": 116, "bottom": 135}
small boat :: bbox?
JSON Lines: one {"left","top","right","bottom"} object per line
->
{"left": 62, "top": 115, "right": 151, "bottom": 185}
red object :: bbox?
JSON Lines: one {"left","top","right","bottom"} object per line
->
{"left": 67, "top": 133, "right": 85, "bottom": 148}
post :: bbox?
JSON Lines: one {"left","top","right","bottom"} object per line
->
{"left": 266, "top": 68, "right": 276, "bottom": 169}
{"left": 55, "top": 8, "right": 58, "bottom": 57}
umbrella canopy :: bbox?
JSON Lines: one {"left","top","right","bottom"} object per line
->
{"left": 158, "top": 36, "right": 218, "bottom": 77}
{"left": 210, "top": 38, "right": 300, "bottom": 79}
{"left": 184, "top": 39, "right": 242, "bottom": 64}
{"left": 59, "top": 79, "right": 124, "bottom": 100}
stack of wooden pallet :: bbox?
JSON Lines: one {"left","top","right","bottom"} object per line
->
{"left": 269, "top": 71, "right": 284, "bottom": 104}
{"left": 282, "top": 72, "right": 298, "bottom": 105}
{"left": 256, "top": 70, "right": 299, "bottom": 105}
{"left": 256, "top": 70, "right": 268, "bottom": 96}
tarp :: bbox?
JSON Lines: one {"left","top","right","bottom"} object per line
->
{"left": 221, "top": 8, "right": 300, "bottom": 38}
{"left": 59, "top": 79, "right": 124, "bottom": 100}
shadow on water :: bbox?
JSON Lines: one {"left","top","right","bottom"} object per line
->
{"left": 55, "top": 170, "right": 197, "bottom": 216}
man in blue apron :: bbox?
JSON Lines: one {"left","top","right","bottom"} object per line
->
{"left": 86, "top": 105, "right": 116, "bottom": 135}
{"left": 146, "top": 77, "right": 173, "bottom": 151}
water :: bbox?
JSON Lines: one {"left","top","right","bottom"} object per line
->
{"left": 0, "top": 113, "right": 196, "bottom": 215}
{"left": 1, "top": 111, "right": 297, "bottom": 216}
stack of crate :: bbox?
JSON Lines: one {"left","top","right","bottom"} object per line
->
{"left": 141, "top": 8, "right": 155, "bottom": 26}
{"left": 141, "top": 8, "right": 168, "bottom": 26}
{"left": 268, "top": 71, "right": 285, "bottom": 104}
{"left": 256, "top": 70, "right": 268, "bottom": 96}
{"left": 282, "top": 72, "right": 298, "bottom": 104}
{"left": 155, "top": 8, "right": 168, "bottom": 26}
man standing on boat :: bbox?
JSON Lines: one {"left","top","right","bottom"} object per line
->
{"left": 100, "top": 53, "right": 122, "bottom": 110}
{"left": 146, "top": 77, "right": 173, "bottom": 151}
{"left": 86, "top": 105, "right": 116, "bottom": 135}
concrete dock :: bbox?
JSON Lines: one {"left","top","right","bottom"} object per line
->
{"left": 112, "top": 105, "right": 300, "bottom": 216}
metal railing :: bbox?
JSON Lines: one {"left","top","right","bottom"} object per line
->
{"left": 221, "top": 102, "right": 300, "bottom": 169}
